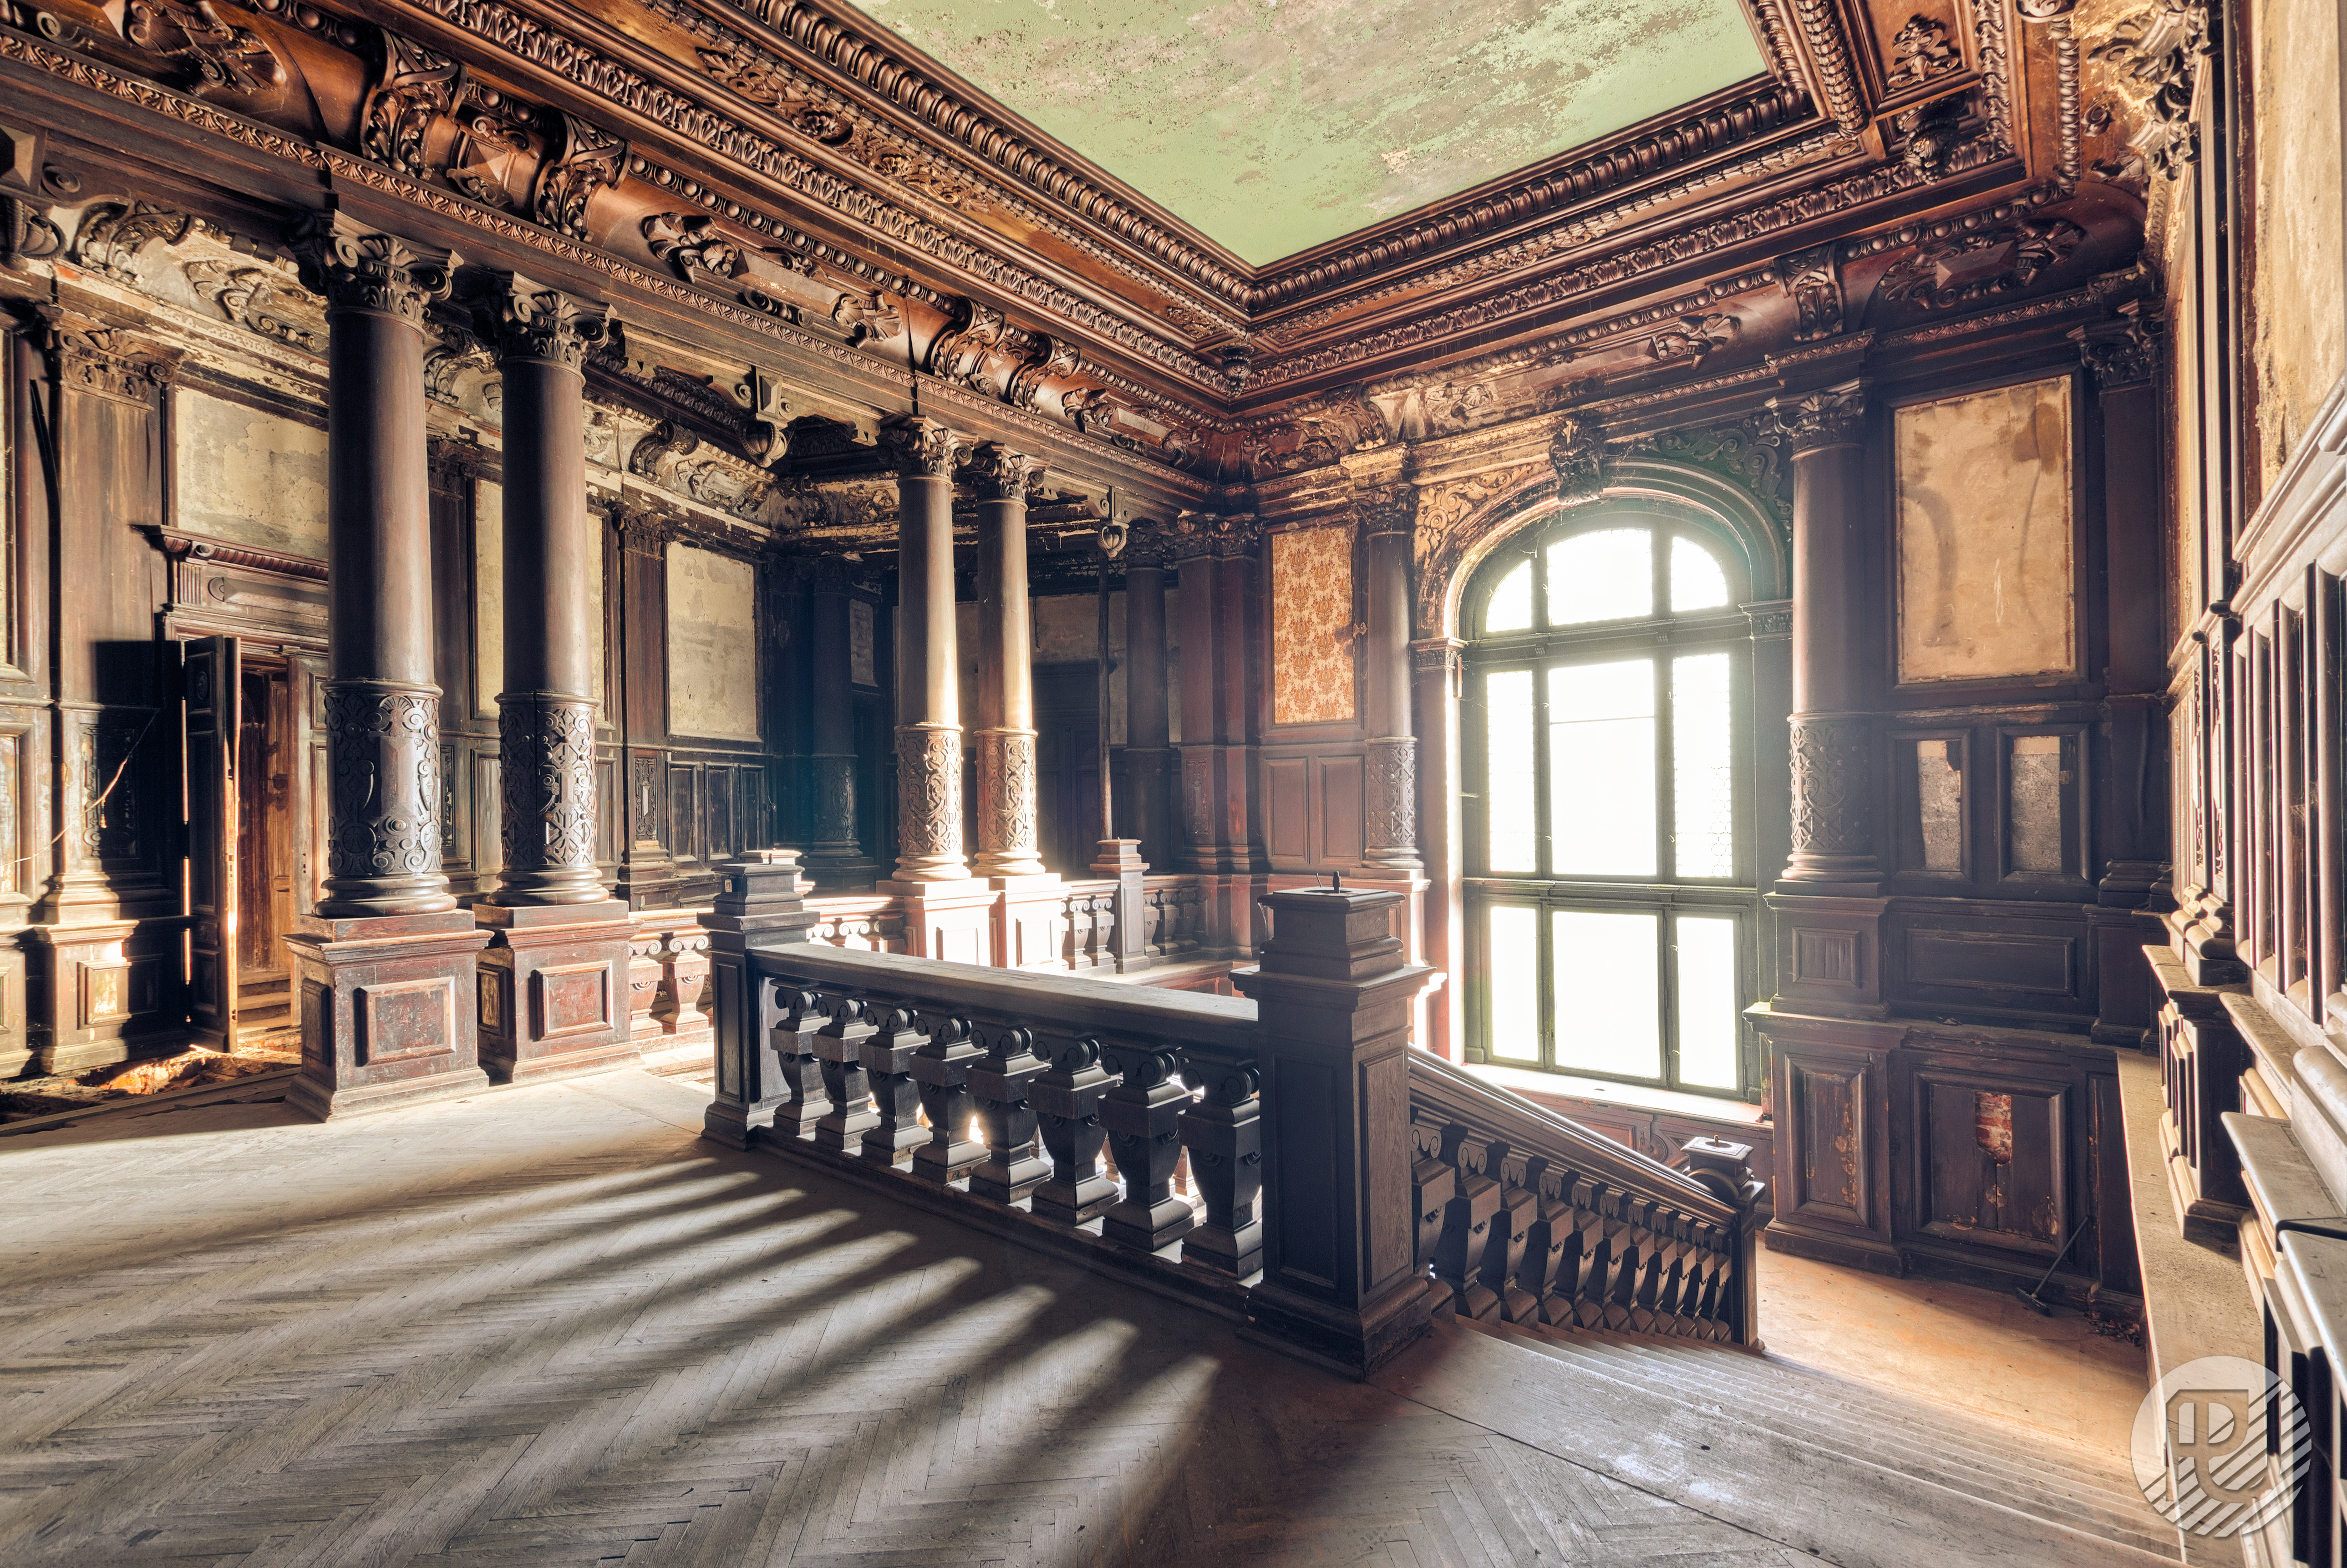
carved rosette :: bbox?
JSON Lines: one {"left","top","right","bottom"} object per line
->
{"left": 961, "top": 443, "right": 1043, "bottom": 502}
{"left": 494, "top": 693, "right": 603, "bottom": 903}
{"left": 1766, "top": 381, "right": 1867, "bottom": 456}
{"left": 878, "top": 415, "right": 962, "bottom": 479}
{"left": 290, "top": 214, "right": 456, "bottom": 325}
{"left": 1787, "top": 715, "right": 1875, "bottom": 864}
{"left": 894, "top": 725, "right": 967, "bottom": 879}
{"left": 1365, "top": 736, "right": 1420, "bottom": 868}
{"left": 319, "top": 680, "right": 451, "bottom": 916}
{"left": 973, "top": 729, "right": 1045, "bottom": 878}
{"left": 487, "top": 272, "right": 610, "bottom": 370}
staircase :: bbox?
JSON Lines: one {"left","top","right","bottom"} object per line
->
{"left": 1387, "top": 1313, "right": 2179, "bottom": 1565}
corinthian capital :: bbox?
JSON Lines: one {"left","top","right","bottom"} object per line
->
{"left": 486, "top": 272, "right": 610, "bottom": 370}
{"left": 1765, "top": 380, "right": 1868, "bottom": 455}
{"left": 878, "top": 414, "right": 962, "bottom": 478}
{"left": 960, "top": 442, "right": 1043, "bottom": 501}
{"left": 289, "top": 212, "right": 456, "bottom": 325}
{"left": 1356, "top": 483, "right": 1417, "bottom": 536}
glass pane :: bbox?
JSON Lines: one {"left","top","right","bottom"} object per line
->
{"left": 1671, "top": 653, "right": 1734, "bottom": 879}
{"left": 1546, "top": 529, "right": 1651, "bottom": 624}
{"left": 1485, "top": 560, "right": 1533, "bottom": 631}
{"left": 1486, "top": 906, "right": 1540, "bottom": 1061}
{"left": 1917, "top": 740, "right": 1963, "bottom": 871}
{"left": 1549, "top": 659, "right": 1656, "bottom": 876}
{"left": 2009, "top": 734, "right": 2065, "bottom": 873}
{"left": 1675, "top": 916, "right": 1741, "bottom": 1090}
{"left": 1671, "top": 536, "right": 1732, "bottom": 611}
{"left": 1553, "top": 909, "right": 1661, "bottom": 1078}
{"left": 1485, "top": 670, "right": 1536, "bottom": 873}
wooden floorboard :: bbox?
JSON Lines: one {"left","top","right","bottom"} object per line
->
{"left": 0, "top": 1069, "right": 2132, "bottom": 1567}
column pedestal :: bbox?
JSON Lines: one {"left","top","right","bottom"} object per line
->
{"left": 879, "top": 879, "right": 1000, "bottom": 966}
{"left": 285, "top": 911, "right": 492, "bottom": 1120}
{"left": 996, "top": 873, "right": 1071, "bottom": 971}
{"left": 475, "top": 900, "right": 639, "bottom": 1083}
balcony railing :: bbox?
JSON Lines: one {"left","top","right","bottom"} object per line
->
{"left": 699, "top": 852, "right": 1763, "bottom": 1373}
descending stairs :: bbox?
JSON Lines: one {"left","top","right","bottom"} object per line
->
{"left": 1379, "top": 1312, "right": 2180, "bottom": 1567}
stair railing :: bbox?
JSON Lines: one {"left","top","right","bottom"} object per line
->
{"left": 700, "top": 852, "right": 1764, "bottom": 1372}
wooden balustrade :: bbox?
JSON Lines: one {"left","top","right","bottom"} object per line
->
{"left": 703, "top": 858, "right": 1763, "bottom": 1373}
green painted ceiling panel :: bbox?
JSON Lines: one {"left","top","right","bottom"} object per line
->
{"left": 849, "top": 0, "right": 1768, "bottom": 267}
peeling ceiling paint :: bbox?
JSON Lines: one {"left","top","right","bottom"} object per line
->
{"left": 848, "top": 0, "right": 1768, "bottom": 268}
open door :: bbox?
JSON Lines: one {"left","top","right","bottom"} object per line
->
{"left": 185, "top": 635, "right": 240, "bottom": 1049}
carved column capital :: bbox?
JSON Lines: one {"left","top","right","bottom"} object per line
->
{"left": 1765, "top": 380, "right": 1868, "bottom": 455}
{"left": 484, "top": 271, "right": 610, "bottom": 370}
{"left": 2071, "top": 301, "right": 2162, "bottom": 396}
{"left": 961, "top": 442, "right": 1043, "bottom": 501}
{"left": 879, "top": 413, "right": 963, "bottom": 478}
{"left": 1169, "top": 509, "right": 1261, "bottom": 561}
{"left": 2013, "top": 0, "right": 2075, "bottom": 18}
{"left": 39, "top": 307, "right": 181, "bottom": 403}
{"left": 289, "top": 213, "right": 456, "bottom": 325}
{"left": 1548, "top": 416, "right": 1608, "bottom": 506}
{"left": 1357, "top": 482, "right": 1418, "bottom": 537}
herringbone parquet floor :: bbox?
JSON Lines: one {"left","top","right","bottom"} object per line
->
{"left": 0, "top": 1070, "right": 1931, "bottom": 1566}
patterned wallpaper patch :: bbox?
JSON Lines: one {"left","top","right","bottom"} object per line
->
{"left": 1271, "top": 525, "right": 1357, "bottom": 726}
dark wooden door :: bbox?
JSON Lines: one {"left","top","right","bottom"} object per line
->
{"left": 289, "top": 652, "right": 328, "bottom": 918}
{"left": 184, "top": 635, "right": 240, "bottom": 1048}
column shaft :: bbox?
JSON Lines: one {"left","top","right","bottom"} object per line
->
{"left": 968, "top": 444, "right": 1046, "bottom": 881}
{"left": 485, "top": 275, "right": 610, "bottom": 907}
{"left": 1124, "top": 552, "right": 1174, "bottom": 866}
{"left": 883, "top": 416, "right": 971, "bottom": 884}
{"left": 803, "top": 560, "right": 874, "bottom": 888}
{"left": 1362, "top": 489, "right": 1421, "bottom": 872}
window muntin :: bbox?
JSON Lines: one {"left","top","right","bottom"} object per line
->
{"left": 1466, "top": 513, "right": 1757, "bottom": 1097}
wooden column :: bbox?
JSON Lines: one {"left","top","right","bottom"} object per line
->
{"left": 1763, "top": 379, "right": 1889, "bottom": 1020}
{"left": 1412, "top": 636, "right": 1465, "bottom": 1060}
{"left": 284, "top": 214, "right": 490, "bottom": 1119}
{"left": 472, "top": 273, "right": 635, "bottom": 1083}
{"left": 1172, "top": 510, "right": 1266, "bottom": 952}
{"left": 1123, "top": 535, "right": 1175, "bottom": 868}
{"left": 1234, "top": 883, "right": 1433, "bottom": 1375}
{"left": 611, "top": 506, "right": 680, "bottom": 908}
{"left": 801, "top": 557, "right": 876, "bottom": 890}
{"left": 2078, "top": 306, "right": 2174, "bottom": 1042}
{"left": 878, "top": 415, "right": 992, "bottom": 961}
{"left": 1361, "top": 488, "right": 1421, "bottom": 873}
{"left": 966, "top": 443, "right": 1048, "bottom": 882}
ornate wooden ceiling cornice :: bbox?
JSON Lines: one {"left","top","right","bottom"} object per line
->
{"left": 0, "top": 0, "right": 2144, "bottom": 486}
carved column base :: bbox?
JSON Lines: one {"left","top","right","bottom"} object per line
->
{"left": 891, "top": 723, "right": 971, "bottom": 883}
{"left": 1765, "top": 893, "right": 1890, "bottom": 1020}
{"left": 285, "top": 910, "right": 492, "bottom": 1121}
{"left": 1364, "top": 736, "right": 1422, "bottom": 873}
{"left": 877, "top": 880, "right": 1000, "bottom": 964}
{"left": 1777, "top": 714, "right": 1881, "bottom": 897}
{"left": 473, "top": 900, "right": 637, "bottom": 1084}
{"left": 317, "top": 679, "right": 457, "bottom": 919}
{"left": 973, "top": 727, "right": 1047, "bottom": 880}
{"left": 486, "top": 692, "right": 606, "bottom": 907}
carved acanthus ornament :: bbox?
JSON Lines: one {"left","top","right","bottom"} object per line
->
{"left": 2085, "top": 0, "right": 2209, "bottom": 180}
{"left": 487, "top": 273, "right": 610, "bottom": 368}
{"left": 290, "top": 215, "right": 457, "bottom": 324}
{"left": 878, "top": 415, "right": 961, "bottom": 479}
{"left": 961, "top": 443, "right": 1043, "bottom": 502}
{"left": 183, "top": 258, "right": 321, "bottom": 351}
{"left": 360, "top": 32, "right": 462, "bottom": 178}
{"left": 1889, "top": 15, "right": 1960, "bottom": 88}
{"left": 1766, "top": 382, "right": 1867, "bottom": 454}
{"left": 1774, "top": 244, "right": 1844, "bottom": 341}
{"left": 642, "top": 212, "right": 742, "bottom": 281}
{"left": 2072, "top": 299, "right": 2162, "bottom": 394}
{"left": 123, "top": 0, "right": 286, "bottom": 98}
{"left": 422, "top": 319, "right": 498, "bottom": 403}
{"left": 42, "top": 310, "right": 181, "bottom": 405}
{"left": 1357, "top": 484, "right": 1417, "bottom": 538}
{"left": 1167, "top": 510, "right": 1262, "bottom": 560}
{"left": 1549, "top": 418, "right": 1608, "bottom": 507}
{"left": 1875, "top": 218, "right": 2086, "bottom": 309}
{"left": 531, "top": 111, "right": 627, "bottom": 241}
{"left": 74, "top": 201, "right": 196, "bottom": 279}
{"left": 1617, "top": 421, "right": 1793, "bottom": 533}
{"left": 1412, "top": 460, "right": 1549, "bottom": 636}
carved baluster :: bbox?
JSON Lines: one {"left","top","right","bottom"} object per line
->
{"left": 1411, "top": 1115, "right": 1458, "bottom": 1318}
{"left": 812, "top": 998, "right": 878, "bottom": 1153}
{"left": 1098, "top": 1045, "right": 1196, "bottom": 1253}
{"left": 1030, "top": 1035, "right": 1119, "bottom": 1223}
{"left": 1607, "top": 1197, "right": 1655, "bottom": 1331}
{"left": 1176, "top": 1058, "right": 1261, "bottom": 1277}
{"left": 908, "top": 1011, "right": 984, "bottom": 1182}
{"left": 1433, "top": 1129, "right": 1502, "bottom": 1321}
{"left": 967, "top": 1024, "right": 1048, "bottom": 1202}
{"left": 1516, "top": 1159, "right": 1570, "bottom": 1320}
{"left": 1483, "top": 1149, "right": 1539, "bottom": 1323}
{"left": 768, "top": 985, "right": 831, "bottom": 1140}
{"left": 1544, "top": 1174, "right": 1600, "bottom": 1327}
{"left": 859, "top": 1004, "right": 929, "bottom": 1165}
{"left": 1570, "top": 1191, "right": 1624, "bottom": 1329}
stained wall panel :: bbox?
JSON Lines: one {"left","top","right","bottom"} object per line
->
{"left": 173, "top": 388, "right": 328, "bottom": 560}
{"left": 1895, "top": 377, "right": 2075, "bottom": 684}
{"left": 665, "top": 545, "right": 757, "bottom": 741}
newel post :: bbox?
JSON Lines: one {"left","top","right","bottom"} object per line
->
{"left": 1233, "top": 884, "right": 1433, "bottom": 1375}
{"left": 1677, "top": 1135, "right": 1766, "bottom": 1350}
{"left": 700, "top": 851, "right": 818, "bottom": 1148}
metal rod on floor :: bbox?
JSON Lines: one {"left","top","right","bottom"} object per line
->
{"left": 2013, "top": 1219, "right": 2088, "bottom": 1315}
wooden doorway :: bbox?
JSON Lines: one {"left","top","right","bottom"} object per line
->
{"left": 185, "top": 639, "right": 302, "bottom": 1048}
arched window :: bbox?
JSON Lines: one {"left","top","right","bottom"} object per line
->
{"left": 1464, "top": 506, "right": 1757, "bottom": 1097}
